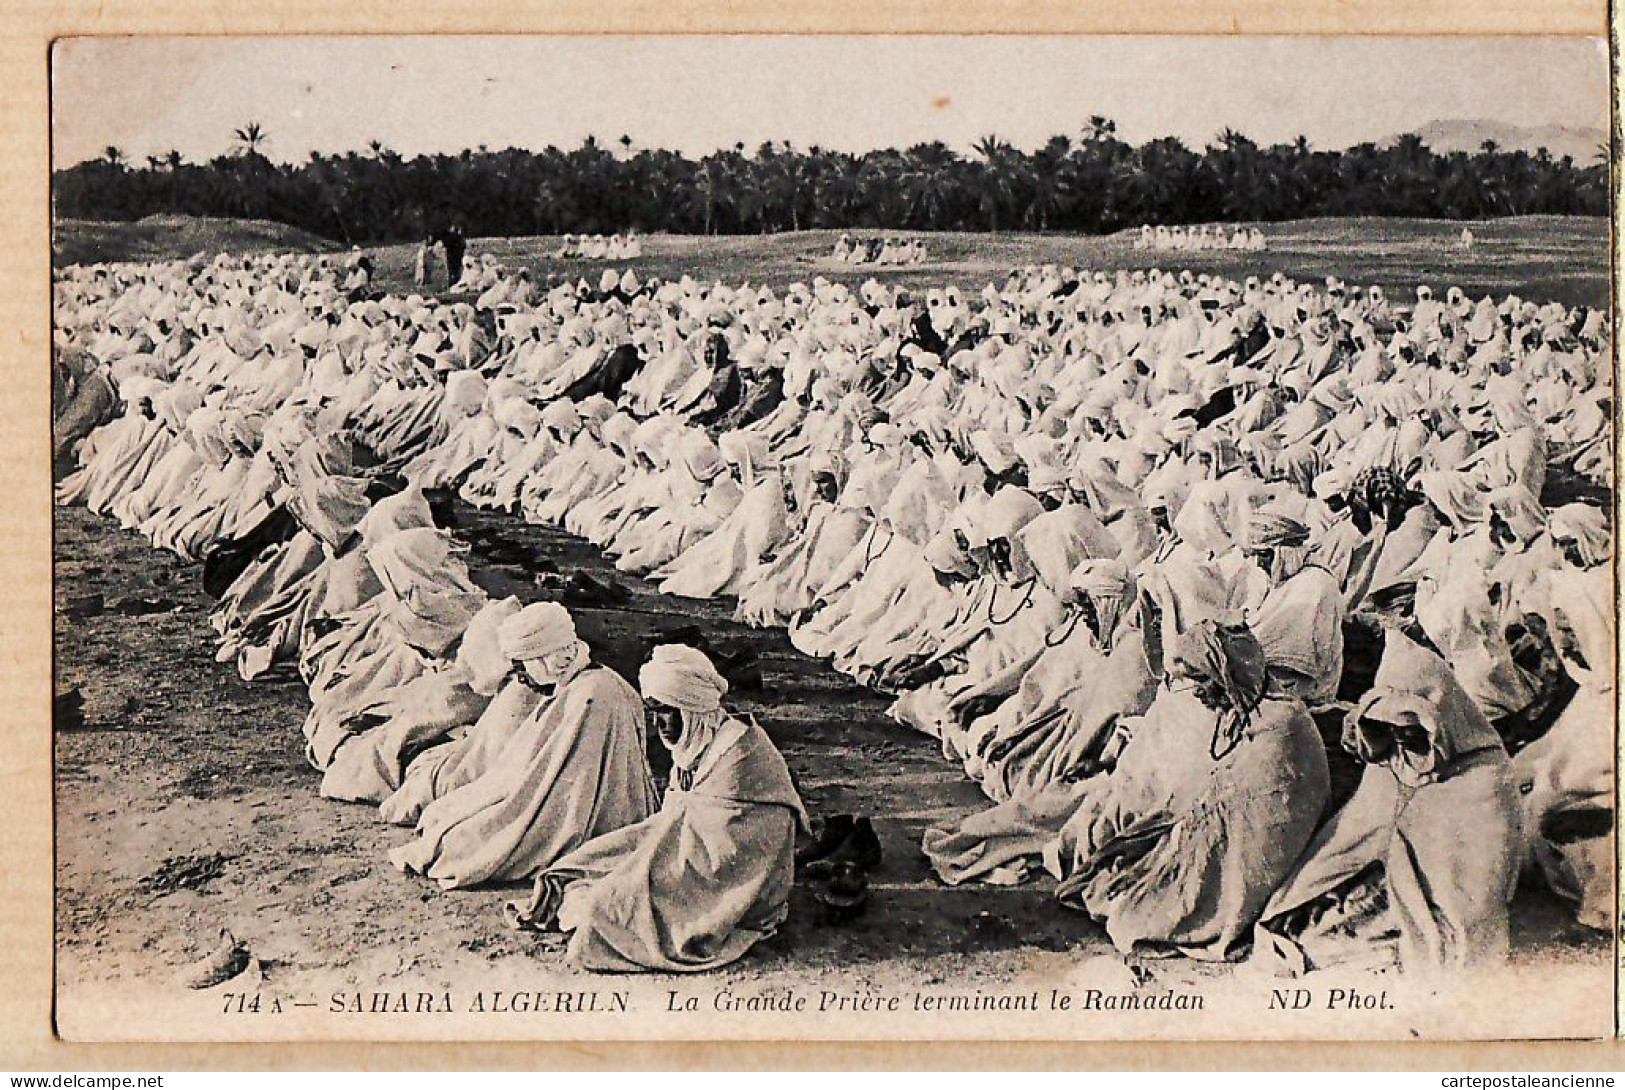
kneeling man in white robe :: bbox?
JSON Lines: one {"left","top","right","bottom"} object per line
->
{"left": 508, "top": 644, "right": 809, "bottom": 973}
{"left": 389, "top": 602, "right": 657, "bottom": 889}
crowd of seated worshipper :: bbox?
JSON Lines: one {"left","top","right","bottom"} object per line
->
{"left": 54, "top": 248, "right": 1613, "bottom": 977}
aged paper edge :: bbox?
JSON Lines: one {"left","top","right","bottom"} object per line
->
{"left": 3, "top": 0, "right": 1621, "bottom": 1069}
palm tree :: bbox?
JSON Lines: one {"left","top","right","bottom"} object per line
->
{"left": 899, "top": 141, "right": 961, "bottom": 229}
{"left": 691, "top": 154, "right": 734, "bottom": 235}
{"left": 1081, "top": 115, "right": 1116, "bottom": 144}
{"left": 1378, "top": 132, "right": 1433, "bottom": 215}
{"left": 232, "top": 121, "right": 269, "bottom": 157}
{"left": 102, "top": 146, "right": 126, "bottom": 169}
{"left": 1208, "top": 128, "right": 1265, "bottom": 219}
{"left": 973, "top": 134, "right": 1023, "bottom": 231}
{"left": 1027, "top": 134, "right": 1074, "bottom": 229}
{"left": 753, "top": 142, "right": 811, "bottom": 232}
{"left": 812, "top": 152, "right": 865, "bottom": 228}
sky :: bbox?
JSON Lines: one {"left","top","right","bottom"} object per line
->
{"left": 51, "top": 36, "right": 1610, "bottom": 168}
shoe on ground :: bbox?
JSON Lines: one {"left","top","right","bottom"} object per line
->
{"left": 796, "top": 813, "right": 856, "bottom": 868}
{"left": 803, "top": 816, "right": 882, "bottom": 877}
{"left": 816, "top": 861, "right": 871, "bottom": 925}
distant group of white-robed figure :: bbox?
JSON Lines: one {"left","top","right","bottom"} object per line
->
{"left": 831, "top": 233, "right": 928, "bottom": 266}
{"left": 555, "top": 233, "right": 645, "bottom": 261}
{"left": 1137, "top": 224, "right": 1268, "bottom": 253}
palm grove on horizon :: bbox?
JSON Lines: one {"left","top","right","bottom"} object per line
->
{"left": 53, "top": 116, "right": 1608, "bottom": 245}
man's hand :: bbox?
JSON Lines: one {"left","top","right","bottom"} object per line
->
{"left": 954, "top": 693, "right": 1003, "bottom": 727}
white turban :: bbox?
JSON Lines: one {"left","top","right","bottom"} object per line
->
{"left": 718, "top": 429, "right": 763, "bottom": 466}
{"left": 924, "top": 525, "right": 976, "bottom": 578}
{"left": 494, "top": 398, "right": 543, "bottom": 438}
{"left": 970, "top": 429, "right": 1018, "bottom": 475}
{"left": 1161, "top": 414, "right": 1200, "bottom": 447}
{"left": 358, "top": 485, "right": 434, "bottom": 549}
{"left": 680, "top": 434, "right": 726, "bottom": 482}
{"left": 540, "top": 399, "right": 581, "bottom": 437}
{"left": 456, "top": 596, "right": 522, "bottom": 696}
{"left": 982, "top": 486, "right": 1044, "bottom": 542}
{"left": 444, "top": 370, "right": 488, "bottom": 414}
{"left": 1069, "top": 557, "right": 1134, "bottom": 599}
{"left": 1251, "top": 568, "right": 1345, "bottom": 703}
{"left": 120, "top": 375, "right": 165, "bottom": 408}
{"left": 811, "top": 377, "right": 841, "bottom": 406}
{"left": 577, "top": 395, "right": 617, "bottom": 429}
{"left": 1549, "top": 504, "right": 1611, "bottom": 567}
{"left": 498, "top": 601, "right": 579, "bottom": 663}
{"left": 809, "top": 449, "right": 849, "bottom": 483}
{"left": 867, "top": 422, "right": 903, "bottom": 448}
{"left": 294, "top": 321, "right": 327, "bottom": 350}
{"left": 1025, "top": 459, "right": 1068, "bottom": 496}
{"left": 599, "top": 412, "right": 638, "bottom": 455}
{"left": 409, "top": 331, "right": 442, "bottom": 361}
{"left": 1486, "top": 483, "right": 1548, "bottom": 542}
{"left": 365, "top": 528, "right": 484, "bottom": 654}
{"left": 154, "top": 381, "right": 203, "bottom": 433}
{"left": 1067, "top": 557, "right": 1137, "bottom": 646}
{"left": 639, "top": 644, "right": 728, "bottom": 714}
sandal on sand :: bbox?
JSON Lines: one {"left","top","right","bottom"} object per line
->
{"left": 178, "top": 928, "right": 251, "bottom": 990}
{"left": 816, "top": 862, "right": 871, "bottom": 926}
{"left": 802, "top": 816, "right": 882, "bottom": 877}
{"left": 796, "top": 814, "right": 856, "bottom": 869}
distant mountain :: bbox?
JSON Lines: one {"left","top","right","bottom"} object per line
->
{"left": 1384, "top": 119, "right": 1607, "bottom": 164}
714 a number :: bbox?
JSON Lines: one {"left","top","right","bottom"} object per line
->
{"left": 222, "top": 992, "right": 284, "bottom": 1014}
